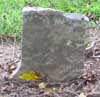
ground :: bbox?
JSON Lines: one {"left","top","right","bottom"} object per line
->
{"left": 0, "top": 28, "right": 100, "bottom": 97}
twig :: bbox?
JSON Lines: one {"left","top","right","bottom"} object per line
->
{"left": 63, "top": 88, "right": 79, "bottom": 96}
{"left": 6, "top": 60, "right": 19, "bottom": 65}
{"left": 12, "top": 36, "right": 16, "bottom": 61}
{"left": 0, "top": 35, "right": 5, "bottom": 64}
{"left": 75, "top": 80, "right": 86, "bottom": 91}
{"left": 50, "top": 90, "right": 61, "bottom": 97}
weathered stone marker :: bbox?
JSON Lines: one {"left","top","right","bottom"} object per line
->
{"left": 20, "top": 7, "right": 89, "bottom": 81}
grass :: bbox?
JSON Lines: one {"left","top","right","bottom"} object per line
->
{"left": 0, "top": 0, "right": 100, "bottom": 39}
{"left": 0, "top": 0, "right": 24, "bottom": 39}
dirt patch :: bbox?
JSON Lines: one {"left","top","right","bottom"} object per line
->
{"left": 0, "top": 35, "right": 21, "bottom": 80}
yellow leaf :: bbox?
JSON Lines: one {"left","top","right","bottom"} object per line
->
{"left": 38, "top": 82, "right": 47, "bottom": 89}
{"left": 18, "top": 71, "right": 40, "bottom": 80}
{"left": 78, "top": 92, "right": 86, "bottom": 97}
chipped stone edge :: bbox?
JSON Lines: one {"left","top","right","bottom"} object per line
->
{"left": 22, "top": 6, "right": 89, "bottom": 22}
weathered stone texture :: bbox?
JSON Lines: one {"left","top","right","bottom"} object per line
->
{"left": 20, "top": 7, "right": 89, "bottom": 81}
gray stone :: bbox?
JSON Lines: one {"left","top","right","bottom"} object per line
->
{"left": 20, "top": 7, "right": 89, "bottom": 81}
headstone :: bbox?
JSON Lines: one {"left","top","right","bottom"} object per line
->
{"left": 20, "top": 7, "right": 89, "bottom": 81}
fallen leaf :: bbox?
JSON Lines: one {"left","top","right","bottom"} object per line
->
{"left": 8, "top": 65, "right": 16, "bottom": 73}
{"left": 38, "top": 82, "right": 47, "bottom": 89}
{"left": 0, "top": 96, "right": 3, "bottom": 97}
{"left": 51, "top": 87, "right": 57, "bottom": 92}
{"left": 18, "top": 71, "right": 40, "bottom": 80}
{"left": 42, "top": 91, "right": 52, "bottom": 96}
{"left": 78, "top": 92, "right": 86, "bottom": 97}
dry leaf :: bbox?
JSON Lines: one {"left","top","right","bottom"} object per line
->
{"left": 78, "top": 92, "right": 86, "bottom": 97}
{"left": 0, "top": 96, "right": 3, "bottom": 97}
{"left": 42, "top": 91, "right": 52, "bottom": 96}
{"left": 51, "top": 87, "right": 57, "bottom": 92}
{"left": 8, "top": 65, "right": 16, "bottom": 73}
{"left": 38, "top": 82, "right": 47, "bottom": 89}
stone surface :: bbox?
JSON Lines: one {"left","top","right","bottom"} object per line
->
{"left": 20, "top": 7, "right": 89, "bottom": 81}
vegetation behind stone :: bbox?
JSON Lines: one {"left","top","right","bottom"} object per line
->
{"left": 0, "top": 0, "right": 100, "bottom": 39}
